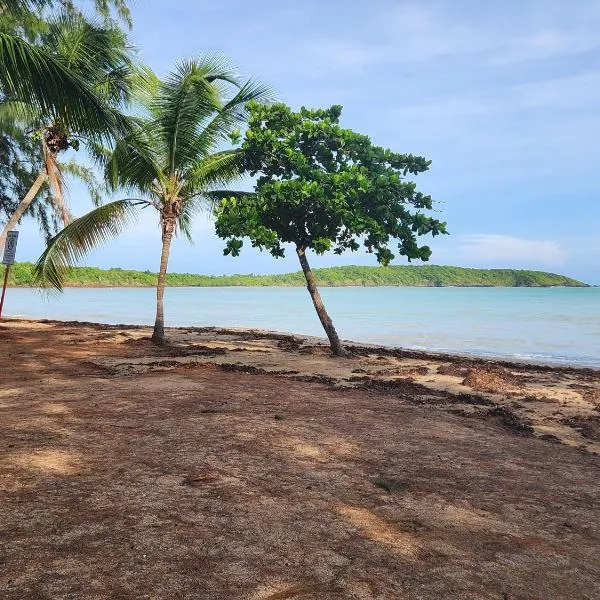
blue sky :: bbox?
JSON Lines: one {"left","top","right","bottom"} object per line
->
{"left": 15, "top": 0, "right": 600, "bottom": 283}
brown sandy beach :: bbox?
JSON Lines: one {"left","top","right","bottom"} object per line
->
{"left": 1, "top": 318, "right": 599, "bottom": 599}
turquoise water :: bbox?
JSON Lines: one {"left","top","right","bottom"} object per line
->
{"left": 3, "top": 286, "right": 599, "bottom": 367}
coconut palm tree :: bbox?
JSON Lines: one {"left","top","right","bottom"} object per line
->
{"left": 35, "top": 55, "right": 272, "bottom": 344}
{"left": 0, "top": 11, "right": 136, "bottom": 249}
{"left": 0, "top": 0, "right": 132, "bottom": 133}
{"left": 0, "top": 0, "right": 132, "bottom": 241}
{"left": 0, "top": 0, "right": 131, "bottom": 28}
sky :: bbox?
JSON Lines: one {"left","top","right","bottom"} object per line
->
{"left": 14, "top": 0, "right": 600, "bottom": 283}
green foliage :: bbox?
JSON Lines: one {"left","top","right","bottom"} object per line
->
{"left": 0, "top": 0, "right": 131, "bottom": 33}
{"left": 0, "top": 29, "right": 131, "bottom": 145}
{"left": 12, "top": 11, "right": 137, "bottom": 153}
{"left": 215, "top": 102, "right": 447, "bottom": 264}
{"left": 101, "top": 55, "right": 272, "bottom": 209}
{"left": 0, "top": 106, "right": 48, "bottom": 227}
{"left": 8, "top": 262, "right": 588, "bottom": 288}
{"left": 34, "top": 199, "right": 144, "bottom": 289}
{"left": 0, "top": 2, "right": 136, "bottom": 239}
{"left": 34, "top": 56, "right": 273, "bottom": 291}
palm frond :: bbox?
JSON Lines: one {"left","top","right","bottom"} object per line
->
{"left": 182, "top": 53, "right": 242, "bottom": 88}
{"left": 189, "top": 76, "right": 275, "bottom": 157}
{"left": 129, "top": 64, "right": 160, "bottom": 109}
{"left": 3, "top": 0, "right": 133, "bottom": 27}
{"left": 178, "top": 187, "right": 255, "bottom": 229}
{"left": 44, "top": 12, "right": 136, "bottom": 104}
{"left": 154, "top": 54, "right": 263, "bottom": 173}
{"left": 0, "top": 32, "right": 129, "bottom": 141}
{"left": 217, "top": 77, "right": 274, "bottom": 127}
{"left": 90, "top": 0, "right": 132, "bottom": 28}
{"left": 93, "top": 64, "right": 135, "bottom": 106}
{"left": 59, "top": 158, "right": 105, "bottom": 206}
{"left": 183, "top": 149, "right": 244, "bottom": 196}
{"left": 155, "top": 61, "right": 221, "bottom": 174}
{"left": 0, "top": 0, "right": 46, "bottom": 13}
{"left": 34, "top": 198, "right": 146, "bottom": 290}
{"left": 177, "top": 205, "right": 194, "bottom": 242}
{"left": 0, "top": 99, "right": 40, "bottom": 127}
{"left": 105, "top": 121, "right": 162, "bottom": 193}
{"left": 86, "top": 140, "right": 112, "bottom": 168}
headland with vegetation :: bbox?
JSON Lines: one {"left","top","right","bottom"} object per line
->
{"left": 7, "top": 262, "right": 588, "bottom": 288}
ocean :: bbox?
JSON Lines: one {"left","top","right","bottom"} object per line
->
{"left": 3, "top": 286, "right": 599, "bottom": 367}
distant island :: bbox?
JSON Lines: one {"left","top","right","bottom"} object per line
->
{"left": 8, "top": 262, "right": 588, "bottom": 288}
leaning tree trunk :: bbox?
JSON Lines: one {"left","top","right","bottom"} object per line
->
{"left": 296, "top": 245, "right": 348, "bottom": 357}
{"left": 151, "top": 217, "right": 175, "bottom": 345}
{"left": 45, "top": 157, "right": 71, "bottom": 227}
{"left": 1, "top": 128, "right": 71, "bottom": 256}
{"left": 0, "top": 169, "right": 47, "bottom": 253}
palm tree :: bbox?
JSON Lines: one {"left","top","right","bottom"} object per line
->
{"left": 0, "top": 0, "right": 132, "bottom": 134}
{"left": 0, "top": 0, "right": 131, "bottom": 27}
{"left": 35, "top": 56, "right": 271, "bottom": 344}
{"left": 0, "top": 11, "right": 136, "bottom": 249}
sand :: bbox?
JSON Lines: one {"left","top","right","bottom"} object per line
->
{"left": 1, "top": 318, "right": 599, "bottom": 599}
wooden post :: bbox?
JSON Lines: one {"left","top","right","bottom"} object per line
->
{"left": 0, "top": 264, "right": 10, "bottom": 319}
{"left": 1, "top": 230, "right": 19, "bottom": 319}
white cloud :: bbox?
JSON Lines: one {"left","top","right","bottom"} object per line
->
{"left": 300, "top": 2, "right": 600, "bottom": 74}
{"left": 302, "top": 5, "right": 487, "bottom": 72}
{"left": 385, "top": 4, "right": 490, "bottom": 61}
{"left": 391, "top": 96, "right": 494, "bottom": 123}
{"left": 305, "top": 40, "right": 378, "bottom": 72}
{"left": 515, "top": 71, "right": 600, "bottom": 110}
{"left": 391, "top": 68, "right": 600, "bottom": 126}
{"left": 385, "top": 67, "right": 600, "bottom": 186}
{"left": 458, "top": 234, "right": 567, "bottom": 266}
{"left": 490, "top": 29, "right": 599, "bottom": 66}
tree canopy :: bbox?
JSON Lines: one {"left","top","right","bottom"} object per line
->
{"left": 0, "top": 0, "right": 134, "bottom": 241}
{"left": 215, "top": 102, "right": 447, "bottom": 264}
{"left": 34, "top": 55, "right": 272, "bottom": 343}
{"left": 215, "top": 102, "right": 447, "bottom": 355}
{"left": 0, "top": 8, "right": 137, "bottom": 250}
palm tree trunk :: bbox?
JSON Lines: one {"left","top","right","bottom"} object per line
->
{"left": 151, "top": 217, "right": 175, "bottom": 345}
{"left": 51, "top": 188, "right": 72, "bottom": 227}
{"left": 45, "top": 154, "right": 71, "bottom": 227}
{"left": 296, "top": 245, "right": 348, "bottom": 357}
{"left": 0, "top": 168, "right": 47, "bottom": 253}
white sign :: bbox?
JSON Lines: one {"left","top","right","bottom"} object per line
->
{"left": 2, "top": 231, "right": 19, "bottom": 265}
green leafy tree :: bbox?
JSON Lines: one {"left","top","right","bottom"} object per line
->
{"left": 35, "top": 56, "right": 272, "bottom": 344}
{"left": 214, "top": 102, "right": 447, "bottom": 356}
{"left": 0, "top": 106, "right": 49, "bottom": 234}
{"left": 0, "top": 11, "right": 136, "bottom": 250}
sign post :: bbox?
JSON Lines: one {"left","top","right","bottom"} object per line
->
{"left": 0, "top": 231, "right": 19, "bottom": 319}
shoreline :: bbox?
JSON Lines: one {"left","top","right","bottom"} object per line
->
{"left": 5, "top": 283, "right": 592, "bottom": 289}
{"left": 2, "top": 317, "right": 599, "bottom": 456}
{"left": 5, "top": 315, "right": 599, "bottom": 371}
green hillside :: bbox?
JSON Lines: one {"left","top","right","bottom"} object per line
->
{"left": 5, "top": 262, "right": 588, "bottom": 288}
